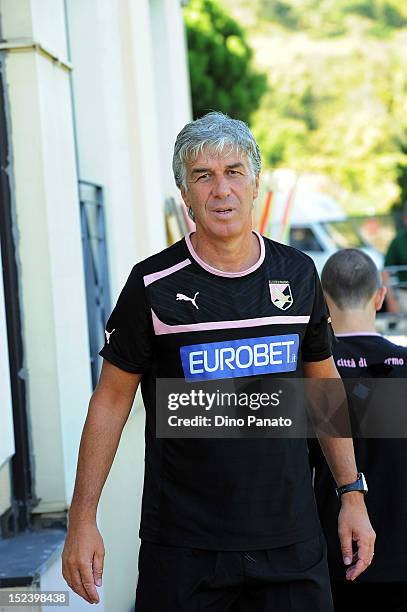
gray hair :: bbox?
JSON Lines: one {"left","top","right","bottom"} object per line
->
{"left": 321, "top": 249, "right": 381, "bottom": 310}
{"left": 172, "top": 111, "right": 261, "bottom": 190}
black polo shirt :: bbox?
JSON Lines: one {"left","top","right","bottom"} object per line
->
{"left": 310, "top": 333, "right": 407, "bottom": 581}
{"left": 100, "top": 232, "right": 332, "bottom": 550}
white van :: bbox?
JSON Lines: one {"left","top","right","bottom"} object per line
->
{"left": 259, "top": 173, "right": 384, "bottom": 273}
{"left": 287, "top": 217, "right": 384, "bottom": 276}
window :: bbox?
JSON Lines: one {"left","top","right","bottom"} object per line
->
{"left": 79, "top": 181, "right": 111, "bottom": 388}
{"left": 322, "top": 221, "right": 364, "bottom": 249}
{"left": 289, "top": 227, "right": 324, "bottom": 252}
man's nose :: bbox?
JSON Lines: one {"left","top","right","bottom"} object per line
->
{"left": 212, "top": 175, "right": 231, "bottom": 198}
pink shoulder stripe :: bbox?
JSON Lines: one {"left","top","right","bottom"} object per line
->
{"left": 143, "top": 258, "right": 192, "bottom": 287}
{"left": 151, "top": 309, "right": 310, "bottom": 336}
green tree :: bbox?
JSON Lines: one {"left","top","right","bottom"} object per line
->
{"left": 184, "top": 0, "right": 267, "bottom": 122}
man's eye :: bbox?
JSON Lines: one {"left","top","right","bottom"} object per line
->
{"left": 228, "top": 170, "right": 240, "bottom": 175}
{"left": 197, "top": 174, "right": 209, "bottom": 181}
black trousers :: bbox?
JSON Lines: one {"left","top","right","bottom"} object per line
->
{"left": 135, "top": 533, "right": 333, "bottom": 611}
{"left": 332, "top": 581, "right": 407, "bottom": 612}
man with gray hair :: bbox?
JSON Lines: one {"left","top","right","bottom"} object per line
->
{"left": 62, "top": 113, "right": 375, "bottom": 611}
{"left": 310, "top": 248, "right": 407, "bottom": 612}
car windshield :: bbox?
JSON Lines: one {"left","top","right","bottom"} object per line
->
{"left": 289, "top": 227, "right": 324, "bottom": 251}
{"left": 322, "top": 216, "right": 398, "bottom": 253}
{"left": 350, "top": 215, "right": 397, "bottom": 254}
{"left": 322, "top": 221, "right": 365, "bottom": 249}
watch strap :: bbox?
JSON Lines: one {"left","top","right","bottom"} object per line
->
{"left": 336, "top": 472, "right": 368, "bottom": 498}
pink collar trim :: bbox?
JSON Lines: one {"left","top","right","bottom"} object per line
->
{"left": 185, "top": 231, "right": 265, "bottom": 278}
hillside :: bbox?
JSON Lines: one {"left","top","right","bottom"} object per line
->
{"left": 218, "top": 0, "right": 407, "bottom": 213}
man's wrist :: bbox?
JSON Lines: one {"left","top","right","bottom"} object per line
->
{"left": 339, "top": 490, "right": 367, "bottom": 506}
{"left": 336, "top": 473, "right": 359, "bottom": 488}
{"left": 68, "top": 505, "right": 97, "bottom": 527}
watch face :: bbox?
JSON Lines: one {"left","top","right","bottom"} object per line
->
{"left": 359, "top": 472, "right": 368, "bottom": 492}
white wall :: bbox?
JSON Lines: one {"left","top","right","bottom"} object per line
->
{"left": 1, "top": 0, "right": 92, "bottom": 512}
{"left": 65, "top": 0, "right": 168, "bottom": 290}
{"left": 0, "top": 463, "right": 12, "bottom": 516}
{"left": 150, "top": 0, "right": 192, "bottom": 198}
{"left": 0, "top": 0, "right": 68, "bottom": 59}
{"left": 98, "top": 405, "right": 146, "bottom": 612}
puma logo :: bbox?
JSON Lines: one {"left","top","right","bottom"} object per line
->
{"left": 105, "top": 328, "right": 116, "bottom": 344}
{"left": 176, "top": 292, "right": 199, "bottom": 310}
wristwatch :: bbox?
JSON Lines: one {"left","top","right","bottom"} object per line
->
{"left": 336, "top": 472, "right": 368, "bottom": 498}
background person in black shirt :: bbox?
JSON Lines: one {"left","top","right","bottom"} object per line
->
{"left": 310, "top": 248, "right": 407, "bottom": 612}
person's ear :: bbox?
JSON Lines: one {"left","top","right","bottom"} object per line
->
{"left": 253, "top": 175, "right": 260, "bottom": 200}
{"left": 323, "top": 292, "right": 337, "bottom": 319}
{"left": 374, "top": 286, "right": 387, "bottom": 311}
{"left": 180, "top": 187, "right": 189, "bottom": 208}
{"left": 180, "top": 187, "right": 195, "bottom": 222}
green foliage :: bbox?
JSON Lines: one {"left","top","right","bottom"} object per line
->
{"left": 393, "top": 139, "right": 407, "bottom": 209}
{"left": 207, "top": 0, "right": 407, "bottom": 212}
{"left": 252, "top": 70, "right": 322, "bottom": 167}
{"left": 218, "top": 0, "right": 407, "bottom": 212}
{"left": 251, "top": 47, "right": 407, "bottom": 211}
{"left": 343, "top": 0, "right": 407, "bottom": 28}
{"left": 257, "top": 1, "right": 301, "bottom": 29}
{"left": 184, "top": 0, "right": 267, "bottom": 122}
{"left": 255, "top": 0, "right": 407, "bottom": 37}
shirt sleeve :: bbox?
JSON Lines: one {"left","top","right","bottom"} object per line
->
{"left": 301, "top": 265, "right": 335, "bottom": 363}
{"left": 99, "top": 265, "right": 154, "bottom": 373}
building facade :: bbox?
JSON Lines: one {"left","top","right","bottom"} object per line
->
{"left": 0, "top": 1, "right": 191, "bottom": 610}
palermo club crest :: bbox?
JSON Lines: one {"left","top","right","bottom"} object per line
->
{"left": 269, "top": 280, "right": 293, "bottom": 311}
